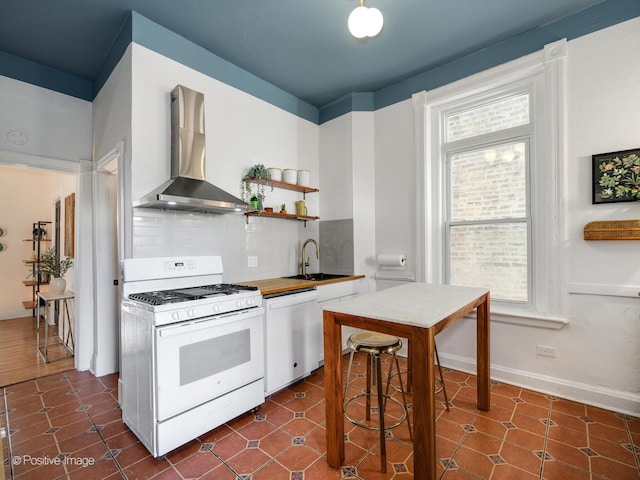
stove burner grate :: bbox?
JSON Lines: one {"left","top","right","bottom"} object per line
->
{"left": 201, "top": 284, "right": 258, "bottom": 294}
{"left": 128, "top": 283, "right": 258, "bottom": 306}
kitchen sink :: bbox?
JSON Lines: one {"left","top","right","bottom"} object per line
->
{"left": 282, "top": 273, "right": 351, "bottom": 281}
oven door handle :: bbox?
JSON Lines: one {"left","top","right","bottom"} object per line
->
{"left": 158, "top": 310, "right": 256, "bottom": 337}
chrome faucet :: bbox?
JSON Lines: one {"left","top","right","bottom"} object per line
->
{"left": 301, "top": 239, "right": 319, "bottom": 277}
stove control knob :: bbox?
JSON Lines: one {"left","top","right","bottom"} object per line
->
{"left": 236, "top": 300, "right": 245, "bottom": 309}
{"left": 212, "top": 304, "right": 221, "bottom": 313}
{"left": 187, "top": 308, "right": 196, "bottom": 318}
{"left": 246, "top": 297, "right": 255, "bottom": 306}
{"left": 171, "top": 311, "right": 181, "bottom": 322}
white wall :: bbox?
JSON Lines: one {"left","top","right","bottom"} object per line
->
{"left": 129, "top": 45, "right": 320, "bottom": 281}
{"left": 374, "top": 99, "right": 416, "bottom": 284}
{"left": 0, "top": 76, "right": 91, "bottom": 163}
{"left": 0, "top": 77, "right": 89, "bottom": 332}
{"left": 351, "top": 112, "right": 377, "bottom": 291}
{"left": 371, "top": 18, "right": 640, "bottom": 414}
{"left": 319, "top": 114, "right": 353, "bottom": 220}
{"left": 318, "top": 112, "right": 377, "bottom": 289}
{"left": 90, "top": 47, "right": 134, "bottom": 376}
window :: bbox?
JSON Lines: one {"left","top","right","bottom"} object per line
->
{"left": 413, "top": 40, "right": 566, "bottom": 325}
{"left": 445, "top": 95, "right": 531, "bottom": 303}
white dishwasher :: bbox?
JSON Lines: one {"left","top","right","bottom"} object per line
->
{"left": 263, "top": 287, "right": 320, "bottom": 395}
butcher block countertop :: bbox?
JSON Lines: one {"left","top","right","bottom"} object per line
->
{"left": 239, "top": 275, "right": 365, "bottom": 296}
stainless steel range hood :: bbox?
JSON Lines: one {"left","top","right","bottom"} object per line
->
{"left": 133, "top": 85, "right": 252, "bottom": 214}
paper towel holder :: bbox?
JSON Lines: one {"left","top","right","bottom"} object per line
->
{"left": 376, "top": 254, "right": 407, "bottom": 271}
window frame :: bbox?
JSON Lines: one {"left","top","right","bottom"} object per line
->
{"left": 443, "top": 97, "right": 533, "bottom": 305}
{"left": 412, "top": 40, "right": 567, "bottom": 328}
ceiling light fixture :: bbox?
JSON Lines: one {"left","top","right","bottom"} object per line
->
{"left": 348, "top": 0, "right": 383, "bottom": 39}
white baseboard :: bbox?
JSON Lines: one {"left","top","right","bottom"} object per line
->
{"left": 0, "top": 309, "right": 32, "bottom": 320}
{"left": 440, "top": 352, "right": 640, "bottom": 417}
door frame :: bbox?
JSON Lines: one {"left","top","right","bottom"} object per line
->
{"left": 93, "top": 141, "right": 125, "bottom": 376}
{"left": 0, "top": 149, "right": 93, "bottom": 370}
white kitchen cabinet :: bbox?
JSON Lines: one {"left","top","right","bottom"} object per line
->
{"left": 316, "top": 279, "right": 363, "bottom": 362}
{"left": 263, "top": 289, "right": 321, "bottom": 395}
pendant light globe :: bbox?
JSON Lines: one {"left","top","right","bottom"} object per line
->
{"left": 366, "top": 7, "right": 383, "bottom": 37}
{"left": 348, "top": 1, "right": 383, "bottom": 38}
{"left": 348, "top": 6, "right": 369, "bottom": 39}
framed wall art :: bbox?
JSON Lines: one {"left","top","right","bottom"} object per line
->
{"left": 592, "top": 148, "right": 640, "bottom": 204}
{"left": 65, "top": 193, "right": 75, "bottom": 258}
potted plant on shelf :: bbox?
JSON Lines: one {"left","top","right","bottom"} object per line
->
{"left": 280, "top": 203, "right": 287, "bottom": 214}
{"left": 37, "top": 247, "right": 73, "bottom": 293}
{"left": 241, "top": 164, "right": 273, "bottom": 203}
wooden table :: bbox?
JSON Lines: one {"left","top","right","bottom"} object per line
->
{"left": 36, "top": 290, "right": 75, "bottom": 363}
{"left": 322, "top": 283, "right": 490, "bottom": 479}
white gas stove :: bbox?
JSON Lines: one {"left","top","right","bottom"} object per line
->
{"left": 120, "top": 255, "right": 265, "bottom": 457}
{"left": 122, "top": 256, "right": 262, "bottom": 325}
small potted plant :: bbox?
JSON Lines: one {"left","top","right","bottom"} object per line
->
{"left": 241, "top": 164, "right": 273, "bottom": 203}
{"left": 280, "top": 203, "right": 287, "bottom": 214}
{"left": 37, "top": 247, "right": 73, "bottom": 293}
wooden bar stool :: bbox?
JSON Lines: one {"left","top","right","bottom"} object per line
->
{"left": 343, "top": 331, "right": 412, "bottom": 473}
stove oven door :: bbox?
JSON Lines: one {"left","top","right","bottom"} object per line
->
{"left": 154, "top": 306, "right": 264, "bottom": 421}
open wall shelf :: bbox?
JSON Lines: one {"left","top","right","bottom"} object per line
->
{"left": 244, "top": 177, "right": 320, "bottom": 227}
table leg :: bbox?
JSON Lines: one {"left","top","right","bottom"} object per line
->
{"left": 63, "top": 299, "right": 75, "bottom": 352}
{"left": 411, "top": 327, "right": 436, "bottom": 480}
{"left": 36, "top": 296, "right": 41, "bottom": 355}
{"left": 324, "top": 311, "right": 344, "bottom": 468}
{"left": 406, "top": 340, "right": 412, "bottom": 393}
{"left": 477, "top": 293, "right": 490, "bottom": 411}
{"left": 43, "top": 301, "right": 51, "bottom": 362}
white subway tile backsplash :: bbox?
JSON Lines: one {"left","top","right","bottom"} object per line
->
{"left": 132, "top": 208, "right": 319, "bottom": 283}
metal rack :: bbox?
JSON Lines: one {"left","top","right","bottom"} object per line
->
{"left": 22, "top": 221, "right": 52, "bottom": 314}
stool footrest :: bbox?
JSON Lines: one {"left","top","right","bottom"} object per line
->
{"left": 344, "top": 394, "right": 407, "bottom": 431}
{"left": 390, "top": 370, "right": 445, "bottom": 395}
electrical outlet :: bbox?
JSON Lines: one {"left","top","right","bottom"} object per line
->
{"left": 536, "top": 345, "right": 556, "bottom": 358}
{"left": 248, "top": 256, "right": 258, "bottom": 268}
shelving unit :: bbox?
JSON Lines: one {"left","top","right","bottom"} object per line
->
{"left": 22, "top": 221, "right": 52, "bottom": 312}
{"left": 244, "top": 178, "right": 320, "bottom": 226}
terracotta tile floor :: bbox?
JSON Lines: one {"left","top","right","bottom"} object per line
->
{"left": 2, "top": 353, "right": 639, "bottom": 479}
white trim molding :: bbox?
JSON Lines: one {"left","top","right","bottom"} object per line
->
{"left": 413, "top": 39, "right": 568, "bottom": 325}
{"left": 440, "top": 351, "right": 640, "bottom": 417}
{"left": 567, "top": 282, "right": 640, "bottom": 298}
{"left": 0, "top": 148, "right": 82, "bottom": 173}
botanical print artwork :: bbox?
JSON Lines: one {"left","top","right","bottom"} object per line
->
{"left": 592, "top": 149, "right": 640, "bottom": 204}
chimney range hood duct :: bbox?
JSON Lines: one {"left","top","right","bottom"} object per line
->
{"left": 133, "top": 85, "right": 252, "bottom": 214}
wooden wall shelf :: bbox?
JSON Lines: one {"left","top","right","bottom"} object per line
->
{"left": 245, "top": 211, "right": 319, "bottom": 224}
{"left": 245, "top": 176, "right": 319, "bottom": 226}
{"left": 248, "top": 177, "right": 319, "bottom": 196}
{"left": 23, "top": 280, "right": 49, "bottom": 287}
{"left": 584, "top": 220, "right": 640, "bottom": 240}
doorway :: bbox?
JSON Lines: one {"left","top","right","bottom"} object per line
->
{"left": 0, "top": 165, "right": 77, "bottom": 386}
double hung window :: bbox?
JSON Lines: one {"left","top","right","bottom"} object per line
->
{"left": 444, "top": 93, "right": 531, "bottom": 303}
{"left": 415, "top": 40, "right": 566, "bottom": 323}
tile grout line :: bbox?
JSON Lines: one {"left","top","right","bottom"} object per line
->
{"left": 63, "top": 373, "right": 128, "bottom": 480}
{"left": 196, "top": 401, "right": 313, "bottom": 479}
{"left": 438, "top": 378, "right": 485, "bottom": 479}
{"left": 623, "top": 413, "right": 640, "bottom": 476}
{"left": 537, "top": 395, "right": 554, "bottom": 480}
